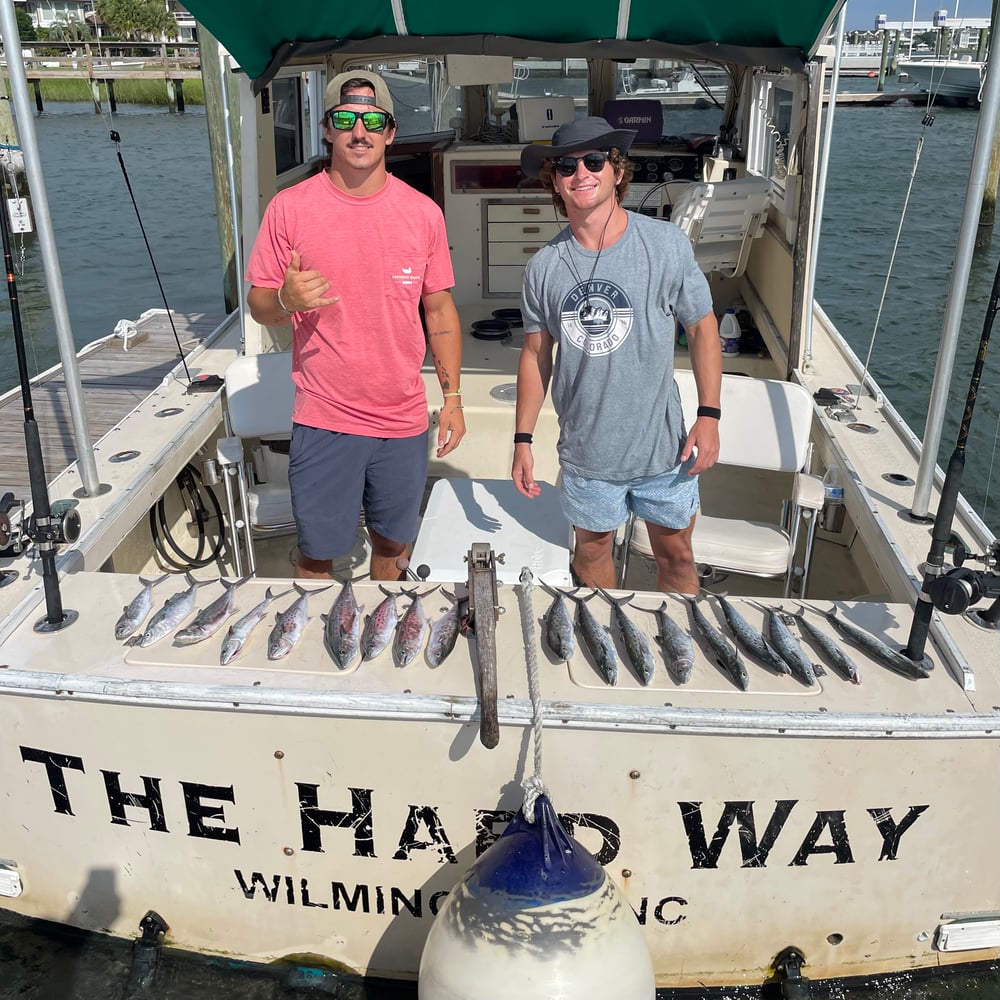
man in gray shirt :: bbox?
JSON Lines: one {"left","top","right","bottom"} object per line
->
{"left": 512, "top": 117, "right": 722, "bottom": 593}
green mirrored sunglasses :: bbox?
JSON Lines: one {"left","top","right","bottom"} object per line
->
{"left": 327, "top": 110, "right": 393, "bottom": 132}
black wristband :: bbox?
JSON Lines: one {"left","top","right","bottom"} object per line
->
{"left": 697, "top": 406, "right": 722, "bottom": 420}
{"left": 513, "top": 432, "right": 533, "bottom": 444}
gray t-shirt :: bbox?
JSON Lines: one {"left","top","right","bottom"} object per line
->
{"left": 520, "top": 211, "right": 713, "bottom": 480}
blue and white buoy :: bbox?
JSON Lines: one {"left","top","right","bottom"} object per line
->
{"left": 418, "top": 792, "right": 655, "bottom": 1000}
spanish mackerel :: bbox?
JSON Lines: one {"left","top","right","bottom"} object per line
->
{"left": 220, "top": 586, "right": 283, "bottom": 665}
{"left": 394, "top": 586, "right": 438, "bottom": 667}
{"left": 685, "top": 596, "right": 749, "bottom": 691}
{"left": 636, "top": 601, "right": 695, "bottom": 684}
{"left": 325, "top": 578, "right": 366, "bottom": 669}
{"left": 138, "top": 576, "right": 213, "bottom": 647}
{"left": 714, "top": 592, "right": 789, "bottom": 676}
{"left": 361, "top": 587, "right": 400, "bottom": 661}
{"left": 811, "top": 605, "right": 930, "bottom": 680}
{"left": 175, "top": 577, "right": 246, "bottom": 645}
{"left": 427, "top": 592, "right": 468, "bottom": 667}
{"left": 599, "top": 589, "right": 655, "bottom": 685}
{"left": 268, "top": 584, "right": 332, "bottom": 661}
{"left": 114, "top": 574, "right": 168, "bottom": 640}
{"left": 791, "top": 604, "right": 861, "bottom": 684}
{"left": 541, "top": 586, "right": 575, "bottom": 661}
{"left": 750, "top": 602, "right": 817, "bottom": 686}
{"left": 565, "top": 590, "right": 617, "bottom": 685}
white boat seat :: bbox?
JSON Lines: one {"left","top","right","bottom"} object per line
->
{"left": 218, "top": 352, "right": 296, "bottom": 576}
{"left": 619, "top": 370, "right": 824, "bottom": 596}
{"left": 411, "top": 478, "right": 573, "bottom": 586}
{"left": 670, "top": 175, "right": 771, "bottom": 278}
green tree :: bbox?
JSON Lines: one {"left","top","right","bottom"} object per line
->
{"left": 16, "top": 9, "right": 37, "bottom": 42}
{"left": 46, "top": 18, "right": 91, "bottom": 42}
{"left": 94, "top": 0, "right": 178, "bottom": 41}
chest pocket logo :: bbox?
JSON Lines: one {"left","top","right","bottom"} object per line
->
{"left": 387, "top": 256, "right": 425, "bottom": 300}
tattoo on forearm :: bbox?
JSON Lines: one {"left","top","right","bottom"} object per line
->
{"left": 427, "top": 328, "right": 454, "bottom": 339}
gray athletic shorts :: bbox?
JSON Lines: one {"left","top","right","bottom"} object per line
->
{"left": 288, "top": 423, "right": 429, "bottom": 560}
{"left": 559, "top": 460, "right": 700, "bottom": 533}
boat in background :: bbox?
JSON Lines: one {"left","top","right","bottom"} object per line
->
{"left": 1, "top": 0, "right": 1000, "bottom": 995}
{"left": 896, "top": 54, "right": 986, "bottom": 103}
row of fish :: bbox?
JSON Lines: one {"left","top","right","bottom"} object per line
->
{"left": 542, "top": 586, "right": 932, "bottom": 690}
{"left": 114, "top": 575, "right": 469, "bottom": 669}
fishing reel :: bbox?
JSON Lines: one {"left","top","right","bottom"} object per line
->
{"left": 0, "top": 491, "right": 81, "bottom": 557}
{"left": 924, "top": 540, "right": 1000, "bottom": 615}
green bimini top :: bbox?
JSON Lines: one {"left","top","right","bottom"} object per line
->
{"left": 182, "top": 0, "right": 845, "bottom": 89}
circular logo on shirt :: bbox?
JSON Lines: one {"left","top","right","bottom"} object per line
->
{"left": 560, "top": 280, "right": 633, "bottom": 355}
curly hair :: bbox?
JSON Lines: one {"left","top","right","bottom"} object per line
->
{"left": 539, "top": 147, "right": 634, "bottom": 217}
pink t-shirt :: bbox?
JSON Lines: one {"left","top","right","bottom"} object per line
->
{"left": 245, "top": 172, "right": 455, "bottom": 437}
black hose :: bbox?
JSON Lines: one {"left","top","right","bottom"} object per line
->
{"left": 149, "top": 464, "right": 226, "bottom": 571}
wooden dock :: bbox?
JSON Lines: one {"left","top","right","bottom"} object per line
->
{"left": 1, "top": 42, "right": 201, "bottom": 112}
{"left": 829, "top": 91, "right": 926, "bottom": 106}
{"left": 0, "top": 309, "right": 226, "bottom": 500}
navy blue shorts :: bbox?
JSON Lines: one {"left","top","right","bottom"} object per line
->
{"left": 288, "top": 424, "right": 429, "bottom": 561}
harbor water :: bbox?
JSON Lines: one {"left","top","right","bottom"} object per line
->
{"left": 1, "top": 92, "right": 1000, "bottom": 997}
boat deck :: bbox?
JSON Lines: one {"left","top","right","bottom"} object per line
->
{"left": 0, "top": 309, "right": 227, "bottom": 498}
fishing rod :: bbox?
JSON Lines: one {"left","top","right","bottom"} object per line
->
{"left": 0, "top": 176, "right": 79, "bottom": 632}
{"left": 904, "top": 247, "right": 1000, "bottom": 661}
{"left": 108, "top": 129, "right": 222, "bottom": 393}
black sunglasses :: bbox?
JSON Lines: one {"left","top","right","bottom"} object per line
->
{"left": 552, "top": 152, "right": 611, "bottom": 177}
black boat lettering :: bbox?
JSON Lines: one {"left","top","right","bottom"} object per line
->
{"left": 867, "top": 804, "right": 930, "bottom": 860}
{"left": 298, "top": 783, "right": 375, "bottom": 856}
{"left": 234, "top": 870, "right": 283, "bottom": 902}
{"left": 182, "top": 782, "right": 240, "bottom": 843}
{"left": 680, "top": 799, "right": 797, "bottom": 868}
{"left": 789, "top": 810, "right": 854, "bottom": 865}
{"left": 102, "top": 770, "right": 169, "bottom": 832}
{"left": 633, "top": 895, "right": 689, "bottom": 926}
{"left": 19, "top": 746, "right": 85, "bottom": 815}
{"left": 392, "top": 804, "right": 458, "bottom": 863}
{"left": 476, "top": 809, "right": 620, "bottom": 864}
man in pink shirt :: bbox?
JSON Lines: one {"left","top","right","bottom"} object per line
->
{"left": 247, "top": 71, "right": 465, "bottom": 580}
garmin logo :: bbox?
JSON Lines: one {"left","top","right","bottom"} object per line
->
{"left": 620, "top": 114, "right": 653, "bottom": 124}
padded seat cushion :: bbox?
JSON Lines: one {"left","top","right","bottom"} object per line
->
{"left": 630, "top": 515, "right": 790, "bottom": 578}
{"left": 248, "top": 482, "right": 294, "bottom": 527}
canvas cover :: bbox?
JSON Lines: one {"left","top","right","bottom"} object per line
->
{"left": 182, "top": 0, "right": 845, "bottom": 88}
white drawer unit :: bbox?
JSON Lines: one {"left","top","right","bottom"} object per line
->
{"left": 483, "top": 199, "right": 556, "bottom": 297}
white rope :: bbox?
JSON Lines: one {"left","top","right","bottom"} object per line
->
{"left": 518, "top": 567, "right": 549, "bottom": 821}
{"left": 852, "top": 130, "right": 928, "bottom": 411}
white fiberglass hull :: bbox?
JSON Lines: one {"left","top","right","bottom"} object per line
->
{"left": 1, "top": 571, "right": 998, "bottom": 989}
{"left": 897, "top": 58, "right": 984, "bottom": 100}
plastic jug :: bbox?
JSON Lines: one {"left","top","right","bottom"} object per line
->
{"left": 719, "top": 308, "right": 740, "bottom": 356}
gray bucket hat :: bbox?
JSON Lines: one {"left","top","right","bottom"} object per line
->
{"left": 520, "top": 116, "right": 638, "bottom": 178}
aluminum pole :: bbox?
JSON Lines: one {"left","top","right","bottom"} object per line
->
{"left": 912, "top": 40, "right": 1000, "bottom": 518}
{"left": 803, "top": 1, "right": 847, "bottom": 368}
{"left": 0, "top": 0, "right": 101, "bottom": 496}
